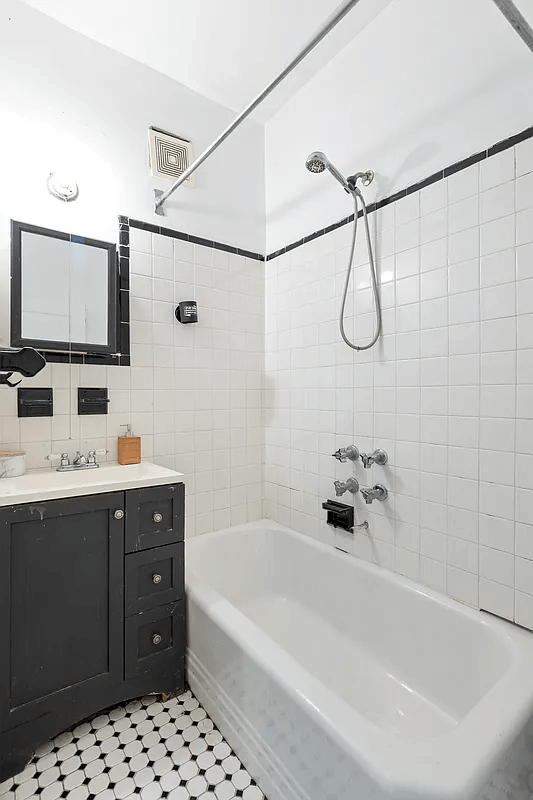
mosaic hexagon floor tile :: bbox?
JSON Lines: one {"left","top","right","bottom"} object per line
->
{"left": 0, "top": 690, "right": 266, "bottom": 800}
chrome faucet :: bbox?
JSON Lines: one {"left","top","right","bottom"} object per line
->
{"left": 332, "top": 445, "right": 360, "bottom": 463}
{"left": 72, "top": 451, "right": 87, "bottom": 467}
{"left": 359, "top": 484, "right": 388, "bottom": 504}
{"left": 334, "top": 477, "right": 359, "bottom": 497}
{"left": 360, "top": 448, "right": 388, "bottom": 469}
{"left": 46, "top": 449, "right": 107, "bottom": 472}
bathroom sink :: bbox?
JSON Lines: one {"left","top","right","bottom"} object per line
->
{"left": 0, "top": 461, "right": 183, "bottom": 506}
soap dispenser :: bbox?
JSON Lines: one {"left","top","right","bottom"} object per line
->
{"left": 118, "top": 424, "right": 141, "bottom": 465}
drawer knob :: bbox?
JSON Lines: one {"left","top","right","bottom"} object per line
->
{"left": 152, "top": 512, "right": 163, "bottom": 523}
{"left": 114, "top": 510, "right": 124, "bottom": 520}
{"left": 152, "top": 573, "right": 162, "bottom": 584}
{"left": 152, "top": 633, "right": 162, "bottom": 645}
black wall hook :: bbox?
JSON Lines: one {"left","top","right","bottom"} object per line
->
{"left": 0, "top": 373, "right": 22, "bottom": 387}
{"left": 0, "top": 347, "right": 46, "bottom": 388}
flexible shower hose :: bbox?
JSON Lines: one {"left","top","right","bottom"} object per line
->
{"left": 339, "top": 186, "right": 382, "bottom": 351}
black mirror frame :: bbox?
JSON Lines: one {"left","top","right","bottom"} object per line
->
{"left": 10, "top": 220, "right": 118, "bottom": 357}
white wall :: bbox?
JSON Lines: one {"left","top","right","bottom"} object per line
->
{"left": 265, "top": 138, "right": 533, "bottom": 630}
{"left": 0, "top": 0, "right": 265, "bottom": 253}
{"left": 0, "top": 1, "right": 265, "bottom": 536}
{"left": 0, "top": 228, "right": 264, "bottom": 535}
{"left": 263, "top": 0, "right": 533, "bottom": 629}
{"left": 22, "top": 0, "right": 395, "bottom": 120}
{"left": 265, "top": 0, "right": 533, "bottom": 253}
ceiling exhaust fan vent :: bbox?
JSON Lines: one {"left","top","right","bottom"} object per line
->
{"left": 148, "top": 127, "right": 194, "bottom": 185}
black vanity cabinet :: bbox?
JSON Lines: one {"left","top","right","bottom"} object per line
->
{"left": 0, "top": 482, "right": 185, "bottom": 781}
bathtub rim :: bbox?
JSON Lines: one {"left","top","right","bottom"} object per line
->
{"left": 186, "top": 519, "right": 533, "bottom": 800}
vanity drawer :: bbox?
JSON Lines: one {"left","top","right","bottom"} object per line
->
{"left": 125, "top": 483, "right": 184, "bottom": 553}
{"left": 125, "top": 600, "right": 185, "bottom": 680}
{"left": 125, "top": 542, "right": 184, "bottom": 616}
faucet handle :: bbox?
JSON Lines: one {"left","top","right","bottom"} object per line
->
{"left": 332, "top": 445, "right": 360, "bottom": 462}
{"left": 87, "top": 449, "right": 108, "bottom": 465}
{"left": 334, "top": 477, "right": 359, "bottom": 496}
{"left": 372, "top": 449, "right": 388, "bottom": 466}
{"left": 46, "top": 452, "right": 70, "bottom": 467}
{"left": 360, "top": 484, "right": 388, "bottom": 504}
{"left": 361, "top": 448, "right": 388, "bottom": 468}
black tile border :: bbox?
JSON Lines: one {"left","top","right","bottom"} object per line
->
{"left": 266, "top": 123, "right": 533, "bottom": 261}
{"left": 119, "top": 122, "right": 533, "bottom": 272}
{"left": 128, "top": 218, "right": 264, "bottom": 262}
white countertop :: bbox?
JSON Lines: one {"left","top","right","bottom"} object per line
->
{"left": 0, "top": 462, "right": 183, "bottom": 507}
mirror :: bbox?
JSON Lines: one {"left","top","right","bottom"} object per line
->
{"left": 10, "top": 221, "right": 117, "bottom": 355}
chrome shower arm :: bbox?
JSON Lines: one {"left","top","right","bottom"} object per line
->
{"left": 154, "top": 0, "right": 363, "bottom": 214}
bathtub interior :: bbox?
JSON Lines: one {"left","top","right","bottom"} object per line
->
{"left": 187, "top": 525, "right": 515, "bottom": 740}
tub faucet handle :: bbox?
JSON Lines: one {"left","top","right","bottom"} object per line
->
{"left": 332, "top": 445, "right": 360, "bottom": 463}
{"left": 360, "top": 448, "right": 388, "bottom": 469}
{"left": 360, "top": 484, "right": 388, "bottom": 504}
{"left": 334, "top": 477, "right": 359, "bottom": 497}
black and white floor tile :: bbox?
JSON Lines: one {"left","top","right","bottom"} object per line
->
{"left": 0, "top": 690, "right": 265, "bottom": 800}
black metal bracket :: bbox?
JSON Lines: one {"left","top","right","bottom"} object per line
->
{"left": 322, "top": 499, "right": 354, "bottom": 532}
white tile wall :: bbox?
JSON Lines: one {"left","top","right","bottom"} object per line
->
{"left": 264, "top": 141, "right": 533, "bottom": 629}
{"left": 0, "top": 230, "right": 263, "bottom": 536}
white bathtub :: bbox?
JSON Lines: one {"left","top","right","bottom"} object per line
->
{"left": 186, "top": 521, "right": 533, "bottom": 800}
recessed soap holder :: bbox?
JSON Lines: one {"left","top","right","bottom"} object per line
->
{"left": 322, "top": 500, "right": 369, "bottom": 533}
{"left": 322, "top": 499, "right": 354, "bottom": 532}
{"left": 78, "top": 387, "right": 109, "bottom": 415}
{"left": 18, "top": 388, "right": 53, "bottom": 418}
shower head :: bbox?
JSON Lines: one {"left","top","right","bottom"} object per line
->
{"left": 305, "top": 151, "right": 350, "bottom": 191}
{"left": 306, "top": 152, "right": 375, "bottom": 193}
{"left": 305, "top": 151, "right": 328, "bottom": 173}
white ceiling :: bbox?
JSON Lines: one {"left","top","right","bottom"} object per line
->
{"left": 22, "top": 0, "right": 396, "bottom": 120}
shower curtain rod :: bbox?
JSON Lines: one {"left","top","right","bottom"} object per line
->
{"left": 154, "top": 0, "right": 363, "bottom": 214}
{"left": 154, "top": 0, "right": 533, "bottom": 215}
{"left": 491, "top": 0, "right": 533, "bottom": 54}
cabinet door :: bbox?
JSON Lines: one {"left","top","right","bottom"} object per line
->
{"left": 0, "top": 492, "right": 125, "bottom": 732}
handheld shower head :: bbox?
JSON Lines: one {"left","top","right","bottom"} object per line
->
{"left": 305, "top": 151, "right": 350, "bottom": 191}
{"left": 305, "top": 151, "right": 328, "bottom": 173}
